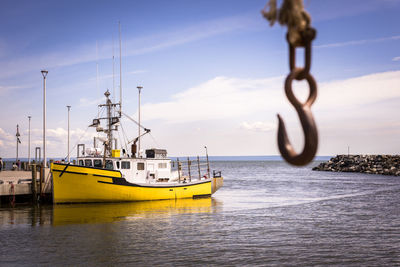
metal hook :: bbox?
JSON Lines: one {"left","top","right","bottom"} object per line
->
{"left": 277, "top": 68, "right": 318, "bottom": 166}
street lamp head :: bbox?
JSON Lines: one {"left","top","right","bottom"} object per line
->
{"left": 67, "top": 105, "right": 71, "bottom": 110}
{"left": 41, "top": 70, "right": 48, "bottom": 78}
{"left": 28, "top": 116, "right": 31, "bottom": 119}
{"left": 137, "top": 86, "right": 143, "bottom": 93}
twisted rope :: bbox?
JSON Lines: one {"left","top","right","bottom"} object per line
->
{"left": 262, "top": 0, "right": 311, "bottom": 45}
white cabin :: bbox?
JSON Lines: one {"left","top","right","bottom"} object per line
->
{"left": 77, "top": 148, "right": 175, "bottom": 184}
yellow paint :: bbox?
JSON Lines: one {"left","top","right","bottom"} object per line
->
{"left": 111, "top": 149, "right": 120, "bottom": 157}
{"left": 52, "top": 198, "right": 214, "bottom": 226}
{"left": 51, "top": 163, "right": 221, "bottom": 204}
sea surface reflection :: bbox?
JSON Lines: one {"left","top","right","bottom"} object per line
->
{"left": 52, "top": 198, "right": 219, "bottom": 226}
{"left": 1, "top": 160, "right": 399, "bottom": 266}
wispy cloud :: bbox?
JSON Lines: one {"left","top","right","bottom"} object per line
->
{"left": 392, "top": 56, "right": 400, "bottom": 61}
{"left": 123, "top": 14, "right": 257, "bottom": 57}
{"left": 88, "top": 70, "right": 147, "bottom": 82}
{"left": 0, "top": 126, "right": 95, "bottom": 158}
{"left": 310, "top": 0, "right": 400, "bottom": 22}
{"left": 240, "top": 121, "right": 276, "bottom": 132}
{"left": 316, "top": 70, "right": 400, "bottom": 109}
{"left": 0, "top": 85, "right": 28, "bottom": 95}
{"left": 315, "top": 35, "right": 400, "bottom": 49}
{"left": 79, "top": 97, "right": 104, "bottom": 108}
{"left": 0, "top": 14, "right": 257, "bottom": 79}
{"left": 135, "top": 76, "right": 283, "bottom": 123}
{"left": 133, "top": 70, "right": 400, "bottom": 125}
{"left": 0, "top": 128, "right": 15, "bottom": 147}
{"left": 3, "top": 70, "right": 400, "bottom": 157}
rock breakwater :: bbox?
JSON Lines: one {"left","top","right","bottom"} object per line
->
{"left": 312, "top": 155, "right": 400, "bottom": 176}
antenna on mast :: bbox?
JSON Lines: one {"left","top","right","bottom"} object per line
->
{"left": 119, "top": 21, "right": 122, "bottom": 115}
{"left": 112, "top": 32, "right": 115, "bottom": 105}
{"left": 96, "top": 41, "right": 100, "bottom": 117}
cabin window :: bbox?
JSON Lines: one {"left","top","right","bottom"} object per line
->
{"left": 121, "top": 161, "right": 130, "bottom": 169}
{"left": 105, "top": 160, "right": 114, "bottom": 170}
{"left": 85, "top": 159, "right": 93, "bottom": 167}
{"left": 116, "top": 161, "right": 120, "bottom": 169}
{"left": 137, "top": 162, "right": 145, "bottom": 170}
{"left": 158, "top": 163, "right": 167, "bottom": 169}
{"left": 93, "top": 159, "right": 102, "bottom": 168}
{"left": 79, "top": 160, "right": 84, "bottom": 166}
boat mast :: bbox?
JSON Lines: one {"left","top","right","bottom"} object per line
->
{"left": 92, "top": 90, "right": 120, "bottom": 156}
{"left": 137, "top": 86, "right": 142, "bottom": 156}
{"left": 119, "top": 21, "right": 122, "bottom": 116}
{"left": 112, "top": 32, "right": 115, "bottom": 106}
{"left": 89, "top": 23, "right": 123, "bottom": 156}
{"left": 96, "top": 41, "right": 100, "bottom": 118}
{"left": 106, "top": 91, "right": 113, "bottom": 155}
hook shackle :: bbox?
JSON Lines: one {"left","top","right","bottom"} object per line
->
{"left": 277, "top": 68, "right": 318, "bottom": 166}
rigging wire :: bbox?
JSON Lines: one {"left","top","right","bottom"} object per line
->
{"left": 116, "top": 128, "right": 125, "bottom": 153}
{"left": 149, "top": 133, "right": 160, "bottom": 148}
{"left": 117, "top": 121, "right": 129, "bottom": 154}
{"left": 65, "top": 126, "right": 90, "bottom": 161}
{"left": 119, "top": 122, "right": 130, "bottom": 153}
{"left": 96, "top": 41, "right": 100, "bottom": 118}
{"left": 65, "top": 105, "right": 106, "bottom": 160}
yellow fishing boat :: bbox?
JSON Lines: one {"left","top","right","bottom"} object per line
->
{"left": 51, "top": 90, "right": 223, "bottom": 203}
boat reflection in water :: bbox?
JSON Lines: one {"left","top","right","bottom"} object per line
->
{"left": 52, "top": 198, "right": 220, "bottom": 226}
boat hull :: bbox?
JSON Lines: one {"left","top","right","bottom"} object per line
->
{"left": 51, "top": 163, "right": 222, "bottom": 203}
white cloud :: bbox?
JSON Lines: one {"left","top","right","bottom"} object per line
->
{"left": 315, "top": 35, "right": 400, "bottom": 49}
{"left": 134, "top": 70, "right": 400, "bottom": 125}
{"left": 79, "top": 97, "right": 104, "bottom": 107}
{"left": 240, "top": 121, "right": 276, "bottom": 132}
{"left": 392, "top": 56, "right": 400, "bottom": 61}
{"left": 29, "top": 127, "right": 93, "bottom": 144}
{"left": 137, "top": 76, "right": 283, "bottom": 123}
{"left": 126, "top": 70, "right": 400, "bottom": 155}
{"left": 2, "top": 70, "right": 400, "bottom": 157}
{"left": 0, "top": 128, "right": 14, "bottom": 147}
{"left": 316, "top": 70, "right": 400, "bottom": 109}
{"left": 0, "top": 85, "right": 26, "bottom": 95}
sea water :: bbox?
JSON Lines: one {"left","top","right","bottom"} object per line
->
{"left": 0, "top": 160, "right": 399, "bottom": 266}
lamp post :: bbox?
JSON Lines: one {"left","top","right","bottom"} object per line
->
{"left": 16, "top": 124, "right": 20, "bottom": 164}
{"left": 28, "top": 116, "right": 31, "bottom": 164}
{"left": 67, "top": 106, "right": 71, "bottom": 162}
{"left": 41, "top": 70, "right": 48, "bottom": 167}
{"left": 137, "top": 86, "right": 143, "bottom": 157}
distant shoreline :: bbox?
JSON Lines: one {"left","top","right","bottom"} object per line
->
{"left": 1, "top": 155, "right": 332, "bottom": 162}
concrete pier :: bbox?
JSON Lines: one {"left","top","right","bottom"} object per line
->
{"left": 0, "top": 169, "right": 52, "bottom": 204}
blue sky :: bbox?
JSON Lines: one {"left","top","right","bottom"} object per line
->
{"left": 1, "top": 0, "right": 400, "bottom": 159}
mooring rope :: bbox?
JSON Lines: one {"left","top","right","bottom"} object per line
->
{"left": 262, "top": 0, "right": 311, "bottom": 45}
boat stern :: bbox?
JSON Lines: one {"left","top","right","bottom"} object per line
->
{"left": 211, "top": 171, "right": 223, "bottom": 194}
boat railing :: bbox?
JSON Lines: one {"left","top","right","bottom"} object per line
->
{"left": 171, "top": 156, "right": 212, "bottom": 183}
